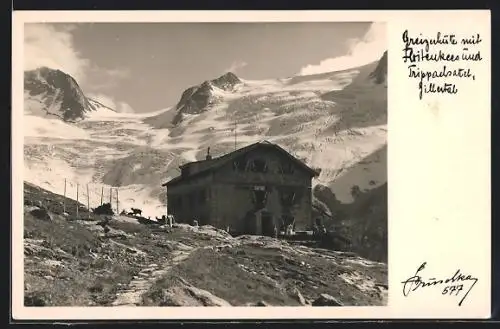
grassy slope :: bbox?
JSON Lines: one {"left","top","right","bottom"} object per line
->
{"left": 24, "top": 211, "right": 140, "bottom": 306}
{"left": 23, "top": 182, "right": 387, "bottom": 307}
{"left": 144, "top": 241, "right": 387, "bottom": 306}
{"left": 23, "top": 182, "right": 197, "bottom": 306}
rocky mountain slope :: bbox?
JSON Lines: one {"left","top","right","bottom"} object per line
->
{"left": 24, "top": 67, "right": 114, "bottom": 122}
{"left": 23, "top": 52, "right": 387, "bottom": 261}
{"left": 24, "top": 183, "right": 387, "bottom": 307}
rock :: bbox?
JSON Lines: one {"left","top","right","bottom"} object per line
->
{"left": 312, "top": 294, "right": 343, "bottom": 306}
{"left": 376, "top": 283, "right": 388, "bottom": 289}
{"left": 25, "top": 291, "right": 49, "bottom": 306}
{"left": 254, "top": 300, "right": 271, "bottom": 306}
{"left": 41, "top": 240, "right": 51, "bottom": 248}
{"left": 290, "top": 288, "right": 307, "bottom": 306}
{"left": 158, "top": 285, "right": 231, "bottom": 307}
{"left": 29, "top": 208, "right": 52, "bottom": 221}
{"left": 185, "top": 286, "right": 232, "bottom": 306}
{"left": 43, "top": 259, "right": 63, "bottom": 268}
{"left": 25, "top": 205, "right": 41, "bottom": 213}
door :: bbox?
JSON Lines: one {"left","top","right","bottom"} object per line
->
{"left": 261, "top": 211, "right": 274, "bottom": 237}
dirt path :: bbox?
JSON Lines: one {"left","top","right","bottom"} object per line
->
{"left": 111, "top": 233, "right": 243, "bottom": 307}
{"left": 111, "top": 241, "right": 196, "bottom": 306}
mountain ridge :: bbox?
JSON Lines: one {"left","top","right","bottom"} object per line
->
{"left": 23, "top": 51, "right": 387, "bottom": 228}
{"left": 24, "top": 67, "right": 116, "bottom": 121}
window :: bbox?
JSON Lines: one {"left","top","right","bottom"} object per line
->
{"left": 250, "top": 158, "right": 268, "bottom": 173}
{"left": 233, "top": 159, "right": 247, "bottom": 172}
{"left": 281, "top": 214, "right": 294, "bottom": 228}
{"left": 279, "top": 162, "right": 295, "bottom": 174}
{"left": 251, "top": 189, "right": 268, "bottom": 209}
{"left": 280, "top": 190, "right": 296, "bottom": 207}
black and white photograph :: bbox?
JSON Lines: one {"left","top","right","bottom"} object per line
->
{"left": 22, "top": 21, "right": 388, "bottom": 307}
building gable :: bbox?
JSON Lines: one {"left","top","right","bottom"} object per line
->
{"left": 217, "top": 144, "right": 314, "bottom": 179}
{"left": 163, "top": 141, "right": 319, "bottom": 187}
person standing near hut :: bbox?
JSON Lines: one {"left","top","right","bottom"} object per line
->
{"left": 167, "top": 214, "right": 174, "bottom": 228}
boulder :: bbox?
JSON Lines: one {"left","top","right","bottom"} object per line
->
{"left": 158, "top": 285, "right": 231, "bottom": 307}
{"left": 290, "top": 287, "right": 307, "bottom": 306}
{"left": 29, "top": 208, "right": 52, "bottom": 221}
{"left": 24, "top": 291, "right": 49, "bottom": 306}
{"left": 312, "top": 293, "right": 343, "bottom": 306}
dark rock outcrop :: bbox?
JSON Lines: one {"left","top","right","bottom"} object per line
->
{"left": 369, "top": 50, "right": 388, "bottom": 84}
{"left": 29, "top": 207, "right": 53, "bottom": 221}
{"left": 24, "top": 67, "right": 100, "bottom": 121}
{"left": 171, "top": 72, "right": 242, "bottom": 125}
{"left": 211, "top": 72, "right": 242, "bottom": 91}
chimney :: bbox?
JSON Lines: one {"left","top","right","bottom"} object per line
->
{"left": 206, "top": 147, "right": 212, "bottom": 160}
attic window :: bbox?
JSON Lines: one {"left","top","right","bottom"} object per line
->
{"left": 233, "top": 159, "right": 247, "bottom": 172}
{"left": 280, "top": 162, "right": 295, "bottom": 175}
{"left": 250, "top": 159, "right": 268, "bottom": 173}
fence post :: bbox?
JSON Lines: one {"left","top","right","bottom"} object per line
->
{"left": 100, "top": 186, "right": 104, "bottom": 206}
{"left": 63, "top": 178, "right": 66, "bottom": 214}
{"left": 116, "top": 188, "right": 119, "bottom": 215}
{"left": 87, "top": 184, "right": 90, "bottom": 219}
{"left": 76, "top": 183, "right": 79, "bottom": 220}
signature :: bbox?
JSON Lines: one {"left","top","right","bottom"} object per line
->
{"left": 401, "top": 262, "right": 478, "bottom": 306}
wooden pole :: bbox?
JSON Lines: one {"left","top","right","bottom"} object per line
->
{"left": 116, "top": 188, "right": 119, "bottom": 215}
{"left": 76, "top": 183, "right": 79, "bottom": 219}
{"left": 87, "top": 184, "right": 90, "bottom": 219}
{"left": 109, "top": 187, "right": 112, "bottom": 205}
{"left": 63, "top": 178, "right": 66, "bottom": 214}
{"left": 100, "top": 186, "right": 104, "bottom": 206}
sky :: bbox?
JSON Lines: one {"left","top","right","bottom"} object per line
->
{"left": 24, "top": 22, "right": 386, "bottom": 114}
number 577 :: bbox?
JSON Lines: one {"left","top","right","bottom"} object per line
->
{"left": 442, "top": 285, "right": 463, "bottom": 296}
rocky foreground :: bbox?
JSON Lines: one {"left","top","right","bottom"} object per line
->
{"left": 23, "top": 183, "right": 388, "bottom": 307}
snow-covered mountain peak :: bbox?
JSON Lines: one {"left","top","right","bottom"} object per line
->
{"left": 23, "top": 51, "right": 388, "bottom": 219}
{"left": 211, "top": 71, "right": 242, "bottom": 91}
{"left": 24, "top": 67, "right": 117, "bottom": 122}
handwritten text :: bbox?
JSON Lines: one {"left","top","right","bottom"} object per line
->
{"left": 401, "top": 262, "right": 479, "bottom": 306}
{"left": 402, "top": 30, "right": 483, "bottom": 100}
